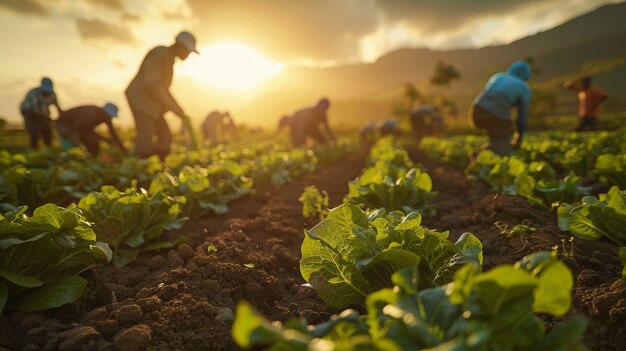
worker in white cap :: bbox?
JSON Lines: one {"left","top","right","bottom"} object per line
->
{"left": 56, "top": 103, "right": 127, "bottom": 157}
{"left": 125, "top": 31, "right": 198, "bottom": 160}
{"left": 19, "top": 77, "right": 63, "bottom": 148}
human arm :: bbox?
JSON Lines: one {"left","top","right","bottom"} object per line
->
{"left": 563, "top": 80, "right": 581, "bottom": 91}
{"left": 52, "top": 93, "right": 63, "bottom": 114}
{"left": 105, "top": 120, "right": 127, "bottom": 153}
{"left": 321, "top": 113, "right": 336, "bottom": 141}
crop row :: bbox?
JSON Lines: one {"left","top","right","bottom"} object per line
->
{"left": 419, "top": 131, "right": 626, "bottom": 279}
{"left": 232, "top": 137, "right": 584, "bottom": 350}
{"left": 0, "top": 137, "right": 357, "bottom": 315}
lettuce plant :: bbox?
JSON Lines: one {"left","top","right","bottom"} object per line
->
{"left": 300, "top": 204, "right": 482, "bottom": 309}
{"left": 78, "top": 186, "right": 187, "bottom": 267}
{"left": 0, "top": 204, "right": 111, "bottom": 314}
{"left": 150, "top": 161, "right": 253, "bottom": 219}
{"left": 345, "top": 162, "right": 437, "bottom": 215}
{"left": 234, "top": 252, "right": 584, "bottom": 351}
{"left": 558, "top": 186, "right": 625, "bottom": 246}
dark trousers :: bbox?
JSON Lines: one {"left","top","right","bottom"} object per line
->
{"left": 129, "top": 107, "right": 172, "bottom": 160}
{"left": 471, "top": 106, "right": 514, "bottom": 156}
{"left": 575, "top": 117, "right": 597, "bottom": 132}
{"left": 21, "top": 109, "right": 52, "bottom": 148}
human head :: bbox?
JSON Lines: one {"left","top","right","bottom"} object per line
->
{"left": 507, "top": 60, "right": 532, "bottom": 81}
{"left": 581, "top": 76, "right": 592, "bottom": 89}
{"left": 103, "top": 102, "right": 119, "bottom": 118}
{"left": 174, "top": 31, "right": 198, "bottom": 60}
{"left": 40, "top": 77, "right": 54, "bottom": 93}
{"left": 316, "top": 97, "right": 330, "bottom": 112}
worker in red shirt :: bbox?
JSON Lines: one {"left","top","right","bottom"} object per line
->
{"left": 564, "top": 76, "right": 608, "bottom": 132}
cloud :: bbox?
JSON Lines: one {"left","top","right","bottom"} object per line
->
{"left": 121, "top": 11, "right": 142, "bottom": 23}
{"left": 182, "top": 0, "right": 620, "bottom": 64}
{"left": 75, "top": 18, "right": 138, "bottom": 46}
{"left": 85, "top": 0, "right": 123, "bottom": 11}
{"left": 185, "top": 0, "right": 379, "bottom": 63}
{"left": 0, "top": 0, "right": 49, "bottom": 15}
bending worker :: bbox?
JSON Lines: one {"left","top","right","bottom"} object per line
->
{"left": 19, "top": 77, "right": 62, "bottom": 148}
{"left": 56, "top": 103, "right": 126, "bottom": 157}
{"left": 201, "top": 111, "right": 237, "bottom": 144}
{"left": 282, "top": 98, "right": 335, "bottom": 147}
{"left": 564, "top": 76, "right": 607, "bottom": 132}
{"left": 125, "top": 31, "right": 198, "bottom": 159}
{"left": 471, "top": 60, "right": 532, "bottom": 156}
{"left": 409, "top": 105, "right": 444, "bottom": 140}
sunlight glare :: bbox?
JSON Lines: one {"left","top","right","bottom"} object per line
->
{"left": 182, "top": 41, "right": 284, "bottom": 91}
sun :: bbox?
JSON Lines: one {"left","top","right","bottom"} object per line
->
{"left": 181, "top": 41, "right": 284, "bottom": 91}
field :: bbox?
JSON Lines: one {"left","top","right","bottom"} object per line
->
{"left": 0, "top": 129, "right": 624, "bottom": 351}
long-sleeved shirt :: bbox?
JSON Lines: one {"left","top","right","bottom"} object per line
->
{"left": 125, "top": 46, "right": 182, "bottom": 117}
{"left": 20, "top": 87, "right": 58, "bottom": 117}
{"left": 473, "top": 61, "right": 532, "bottom": 135}
{"left": 565, "top": 85, "right": 607, "bottom": 118}
{"left": 290, "top": 106, "right": 334, "bottom": 144}
{"left": 57, "top": 105, "right": 124, "bottom": 148}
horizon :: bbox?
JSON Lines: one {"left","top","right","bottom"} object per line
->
{"left": 0, "top": 0, "right": 624, "bottom": 126}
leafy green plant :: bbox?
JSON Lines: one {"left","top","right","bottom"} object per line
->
{"left": 495, "top": 221, "right": 537, "bottom": 237}
{"left": 0, "top": 204, "right": 112, "bottom": 314}
{"left": 300, "top": 204, "right": 482, "bottom": 309}
{"left": 558, "top": 186, "right": 626, "bottom": 246}
{"left": 78, "top": 186, "right": 187, "bottom": 267}
{"left": 346, "top": 162, "right": 437, "bottom": 215}
{"left": 552, "top": 237, "right": 576, "bottom": 262}
{"left": 234, "top": 251, "right": 584, "bottom": 351}
{"left": 150, "top": 162, "right": 253, "bottom": 219}
{"left": 298, "top": 185, "right": 329, "bottom": 220}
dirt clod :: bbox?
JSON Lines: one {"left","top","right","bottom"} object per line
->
{"left": 113, "top": 325, "right": 152, "bottom": 351}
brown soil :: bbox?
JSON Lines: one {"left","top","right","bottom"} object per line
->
{"left": 410, "top": 148, "right": 625, "bottom": 351}
{"left": 2, "top": 146, "right": 624, "bottom": 350}
{"left": 0, "top": 151, "right": 366, "bottom": 351}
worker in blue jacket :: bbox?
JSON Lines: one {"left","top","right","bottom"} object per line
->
{"left": 471, "top": 60, "right": 532, "bottom": 155}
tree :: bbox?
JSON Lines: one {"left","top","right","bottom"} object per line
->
{"left": 392, "top": 83, "right": 422, "bottom": 119}
{"left": 430, "top": 61, "right": 461, "bottom": 96}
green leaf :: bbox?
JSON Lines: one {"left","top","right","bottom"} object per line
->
{"left": 9, "top": 276, "right": 87, "bottom": 312}
{"left": 0, "top": 269, "right": 44, "bottom": 288}
{"left": 232, "top": 301, "right": 308, "bottom": 350}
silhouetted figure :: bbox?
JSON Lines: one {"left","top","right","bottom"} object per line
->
{"left": 19, "top": 77, "right": 62, "bottom": 148}
{"left": 283, "top": 98, "right": 336, "bottom": 147}
{"left": 471, "top": 60, "right": 532, "bottom": 156}
{"left": 56, "top": 103, "right": 127, "bottom": 157}
{"left": 410, "top": 105, "right": 444, "bottom": 140}
{"left": 379, "top": 118, "right": 401, "bottom": 137}
{"left": 201, "top": 111, "right": 237, "bottom": 144}
{"left": 564, "top": 76, "right": 608, "bottom": 132}
{"left": 125, "top": 31, "right": 198, "bottom": 160}
{"left": 360, "top": 121, "right": 376, "bottom": 143}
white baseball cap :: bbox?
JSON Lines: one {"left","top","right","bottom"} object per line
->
{"left": 103, "top": 102, "right": 118, "bottom": 118}
{"left": 175, "top": 31, "right": 198, "bottom": 54}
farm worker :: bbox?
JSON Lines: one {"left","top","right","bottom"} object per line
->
{"left": 379, "top": 118, "right": 401, "bottom": 136}
{"left": 471, "top": 60, "right": 532, "bottom": 156}
{"left": 410, "top": 105, "right": 444, "bottom": 140}
{"left": 563, "top": 76, "right": 608, "bottom": 132}
{"left": 125, "top": 31, "right": 198, "bottom": 160}
{"left": 19, "top": 77, "right": 63, "bottom": 148}
{"left": 283, "top": 98, "right": 336, "bottom": 147}
{"left": 56, "top": 103, "right": 127, "bottom": 157}
{"left": 201, "top": 111, "right": 237, "bottom": 144}
{"left": 360, "top": 121, "right": 376, "bottom": 142}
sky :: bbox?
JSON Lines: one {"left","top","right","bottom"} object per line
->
{"left": 0, "top": 0, "right": 623, "bottom": 126}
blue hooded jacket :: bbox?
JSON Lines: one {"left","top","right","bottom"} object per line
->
{"left": 473, "top": 61, "right": 532, "bottom": 135}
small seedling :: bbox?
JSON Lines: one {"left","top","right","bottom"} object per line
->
{"left": 494, "top": 221, "right": 537, "bottom": 237}
{"left": 552, "top": 236, "right": 576, "bottom": 262}
{"left": 299, "top": 185, "right": 329, "bottom": 221}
